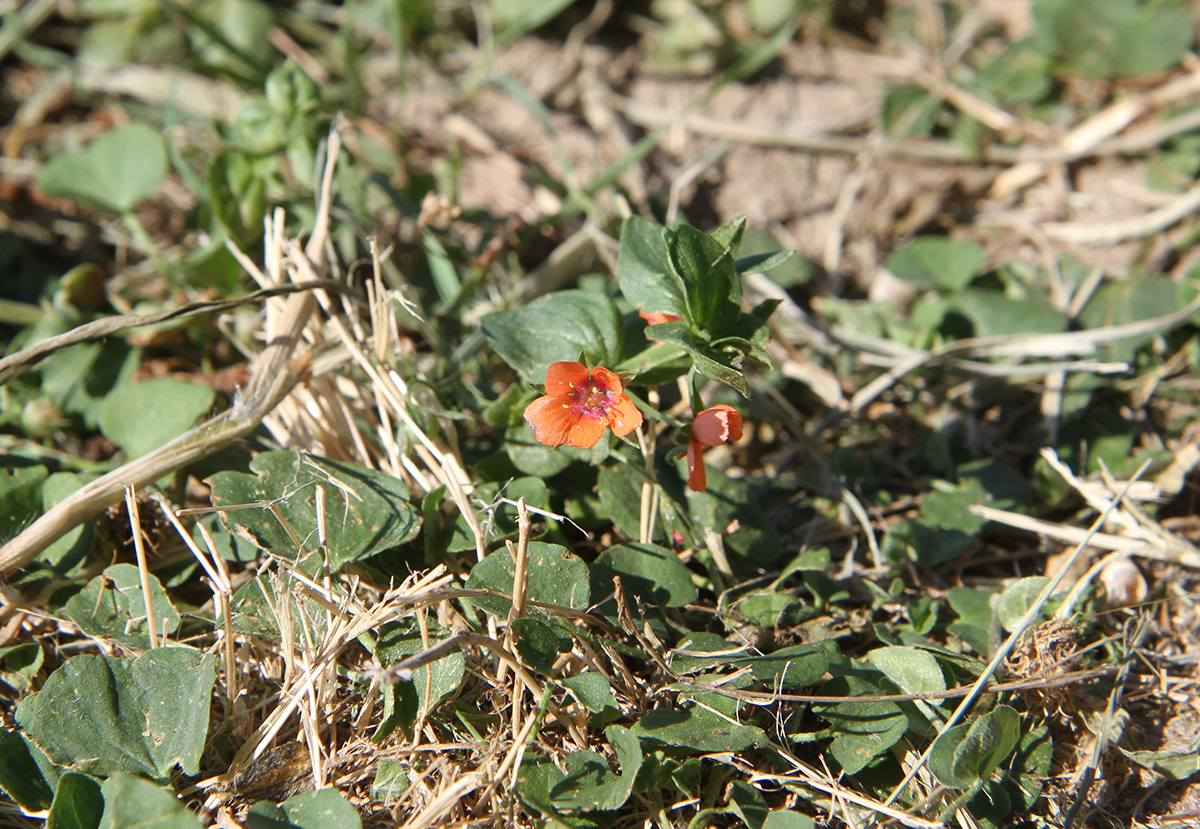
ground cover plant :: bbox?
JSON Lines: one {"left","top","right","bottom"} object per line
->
{"left": 2, "top": 1, "right": 1200, "bottom": 827}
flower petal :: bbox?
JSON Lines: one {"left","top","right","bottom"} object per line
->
{"left": 544, "top": 361, "right": 589, "bottom": 397}
{"left": 524, "top": 395, "right": 577, "bottom": 446}
{"left": 687, "top": 438, "right": 706, "bottom": 491}
{"left": 566, "top": 415, "right": 607, "bottom": 448}
{"left": 607, "top": 393, "right": 643, "bottom": 436}
{"left": 589, "top": 366, "right": 623, "bottom": 394}
{"left": 693, "top": 404, "right": 743, "bottom": 447}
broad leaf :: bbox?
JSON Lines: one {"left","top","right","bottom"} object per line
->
{"left": 64, "top": 564, "right": 181, "bottom": 650}
{"left": 886, "top": 237, "right": 986, "bottom": 292}
{"left": 590, "top": 542, "right": 697, "bottom": 610}
{"left": 97, "top": 378, "right": 215, "bottom": 460}
{"left": 617, "top": 216, "right": 689, "bottom": 321}
{"left": 48, "top": 771, "right": 102, "bottom": 829}
{"left": 465, "top": 541, "right": 590, "bottom": 618}
{"left": 208, "top": 451, "right": 420, "bottom": 568}
{"left": 866, "top": 646, "right": 947, "bottom": 699}
{"left": 247, "top": 788, "right": 363, "bottom": 829}
{"left": 549, "top": 726, "right": 641, "bottom": 812}
{"left": 669, "top": 225, "right": 742, "bottom": 334}
{"left": 0, "top": 728, "right": 59, "bottom": 812}
{"left": 38, "top": 123, "right": 167, "bottom": 213}
{"left": 16, "top": 649, "right": 216, "bottom": 780}
{"left": 99, "top": 773, "right": 202, "bottom": 829}
{"left": 633, "top": 705, "right": 766, "bottom": 754}
{"left": 481, "top": 290, "right": 625, "bottom": 386}
{"left": 373, "top": 618, "right": 466, "bottom": 741}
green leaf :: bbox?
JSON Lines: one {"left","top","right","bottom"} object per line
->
{"left": 996, "top": 577, "right": 1050, "bottom": 632}
{"left": 0, "top": 461, "right": 46, "bottom": 551}
{"left": 0, "top": 643, "right": 43, "bottom": 692}
{"left": 562, "top": 673, "right": 619, "bottom": 716}
{"left": 762, "top": 811, "right": 815, "bottom": 829}
{"left": 1078, "top": 276, "right": 1184, "bottom": 363}
{"left": 481, "top": 290, "right": 626, "bottom": 386}
{"left": 952, "top": 705, "right": 1021, "bottom": 783}
{"left": 15, "top": 649, "right": 216, "bottom": 780}
{"left": 1033, "top": 0, "right": 1192, "bottom": 79}
{"left": 1121, "top": 747, "right": 1200, "bottom": 781}
{"left": 373, "top": 617, "right": 466, "bottom": 741}
{"left": 1006, "top": 725, "right": 1053, "bottom": 812}
{"left": 250, "top": 788, "right": 363, "bottom": 829}
{"left": 736, "top": 645, "right": 828, "bottom": 690}
{"left": 513, "top": 616, "right": 572, "bottom": 675}
{"left": 38, "top": 123, "right": 167, "bottom": 213}
{"left": 99, "top": 773, "right": 202, "bottom": 829}
{"left": 64, "top": 564, "right": 181, "bottom": 650}
{"left": 48, "top": 771, "right": 103, "bottom": 829}
{"left": 589, "top": 543, "right": 698, "bottom": 610}
{"left": 632, "top": 705, "right": 767, "bottom": 754}
{"left": 669, "top": 225, "right": 742, "bottom": 334}
{"left": 708, "top": 215, "right": 748, "bottom": 251}
{"left": 886, "top": 237, "right": 987, "bottom": 292}
{"left": 465, "top": 541, "right": 590, "bottom": 619}
{"left": 40, "top": 338, "right": 140, "bottom": 428}
{"left": 866, "top": 646, "right": 948, "bottom": 699}
{"left": 370, "top": 758, "right": 408, "bottom": 803}
{"left": 97, "top": 378, "right": 215, "bottom": 460}
{"left": 616, "top": 216, "right": 689, "bottom": 321}
{"left": 208, "top": 451, "right": 420, "bottom": 568}
{"left": 811, "top": 676, "right": 908, "bottom": 774}
{"left": 953, "top": 289, "right": 1067, "bottom": 338}
{"left": 40, "top": 472, "right": 95, "bottom": 574}
{"left": 549, "top": 726, "right": 642, "bottom": 812}
{"left": 595, "top": 464, "right": 691, "bottom": 547}
{"left": 644, "top": 322, "right": 748, "bottom": 395}
{"left": 0, "top": 728, "right": 59, "bottom": 812}
{"left": 928, "top": 721, "right": 973, "bottom": 788}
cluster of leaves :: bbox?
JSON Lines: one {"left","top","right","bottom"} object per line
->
{"left": 6, "top": 2, "right": 1200, "bottom": 828}
{"left": 884, "top": 0, "right": 1197, "bottom": 149}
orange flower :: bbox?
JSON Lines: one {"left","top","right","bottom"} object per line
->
{"left": 524, "top": 361, "right": 643, "bottom": 449}
{"left": 686, "top": 404, "right": 743, "bottom": 491}
{"left": 639, "top": 310, "right": 683, "bottom": 326}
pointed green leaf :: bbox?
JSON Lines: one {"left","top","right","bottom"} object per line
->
{"left": 617, "top": 216, "right": 689, "bottom": 321}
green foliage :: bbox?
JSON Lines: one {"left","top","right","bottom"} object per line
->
{"left": 16, "top": 650, "right": 216, "bottom": 780}
{"left": 98, "top": 773, "right": 204, "bottom": 829}
{"left": 464, "top": 541, "right": 590, "bottom": 618}
{"left": 97, "top": 378, "right": 215, "bottom": 459}
{"left": 64, "top": 565, "right": 181, "bottom": 650}
{"left": 1032, "top": 0, "right": 1193, "bottom": 79}
{"left": 481, "top": 290, "right": 626, "bottom": 386}
{"left": 38, "top": 124, "right": 167, "bottom": 214}
{"left": 810, "top": 676, "right": 908, "bottom": 774}
{"left": 208, "top": 450, "right": 421, "bottom": 568}
{"left": 246, "top": 789, "right": 362, "bottom": 829}
{"left": 373, "top": 617, "right": 467, "bottom": 741}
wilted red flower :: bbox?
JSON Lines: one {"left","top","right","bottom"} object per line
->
{"left": 686, "top": 404, "right": 743, "bottom": 491}
{"left": 639, "top": 310, "right": 683, "bottom": 327}
{"left": 524, "top": 361, "right": 643, "bottom": 449}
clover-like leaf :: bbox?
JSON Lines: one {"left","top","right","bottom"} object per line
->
{"left": 38, "top": 123, "right": 167, "bottom": 213}
{"left": 208, "top": 451, "right": 420, "bottom": 568}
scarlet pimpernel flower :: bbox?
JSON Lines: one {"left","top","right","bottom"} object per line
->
{"left": 524, "top": 361, "right": 643, "bottom": 449}
{"left": 686, "top": 404, "right": 743, "bottom": 492}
